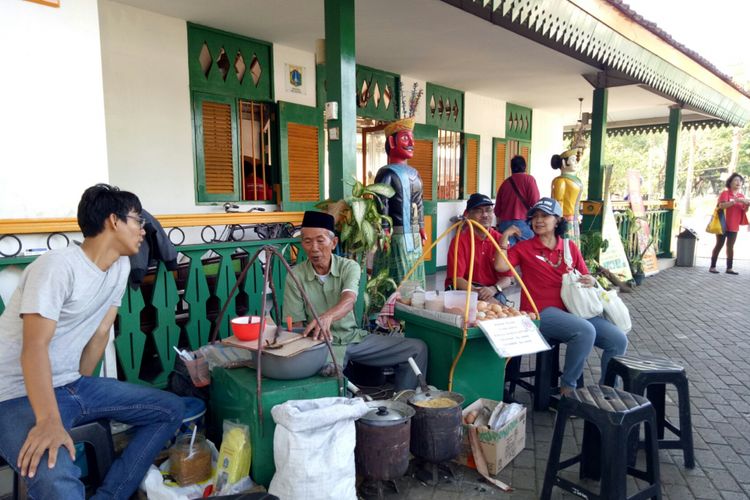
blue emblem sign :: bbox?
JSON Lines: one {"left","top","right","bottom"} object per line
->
{"left": 290, "top": 68, "right": 302, "bottom": 88}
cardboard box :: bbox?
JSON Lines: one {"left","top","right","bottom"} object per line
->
{"left": 455, "top": 398, "right": 527, "bottom": 475}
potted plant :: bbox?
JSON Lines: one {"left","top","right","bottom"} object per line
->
{"left": 620, "top": 208, "right": 655, "bottom": 286}
{"left": 629, "top": 254, "right": 646, "bottom": 285}
{"left": 316, "top": 179, "right": 396, "bottom": 322}
{"left": 628, "top": 239, "right": 654, "bottom": 286}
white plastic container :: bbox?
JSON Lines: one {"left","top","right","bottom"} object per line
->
{"left": 411, "top": 291, "right": 426, "bottom": 309}
{"left": 424, "top": 291, "right": 444, "bottom": 312}
{"left": 444, "top": 291, "right": 478, "bottom": 324}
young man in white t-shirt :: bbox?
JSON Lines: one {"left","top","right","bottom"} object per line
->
{"left": 0, "top": 184, "right": 184, "bottom": 499}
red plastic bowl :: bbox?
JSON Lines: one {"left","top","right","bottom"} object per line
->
{"left": 231, "top": 316, "right": 262, "bottom": 341}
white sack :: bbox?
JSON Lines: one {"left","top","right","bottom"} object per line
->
{"left": 268, "top": 397, "right": 369, "bottom": 500}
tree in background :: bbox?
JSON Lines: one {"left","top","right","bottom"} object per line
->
{"left": 576, "top": 121, "right": 750, "bottom": 215}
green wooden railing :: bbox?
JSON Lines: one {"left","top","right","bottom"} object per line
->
{"left": 0, "top": 239, "right": 304, "bottom": 389}
{"left": 118, "top": 239, "right": 307, "bottom": 388}
{"left": 0, "top": 236, "right": 375, "bottom": 389}
{"left": 613, "top": 208, "right": 670, "bottom": 259}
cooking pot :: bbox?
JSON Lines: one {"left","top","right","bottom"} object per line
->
{"left": 408, "top": 390, "right": 464, "bottom": 463}
{"left": 355, "top": 401, "right": 415, "bottom": 481}
{"left": 247, "top": 342, "right": 328, "bottom": 380}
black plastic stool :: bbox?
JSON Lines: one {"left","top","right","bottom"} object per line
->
{"left": 12, "top": 420, "right": 115, "bottom": 500}
{"left": 604, "top": 355, "right": 695, "bottom": 468}
{"left": 505, "top": 339, "right": 583, "bottom": 411}
{"left": 541, "top": 385, "right": 661, "bottom": 500}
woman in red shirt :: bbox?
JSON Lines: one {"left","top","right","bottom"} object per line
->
{"left": 494, "top": 198, "right": 627, "bottom": 396}
{"left": 709, "top": 173, "right": 750, "bottom": 275}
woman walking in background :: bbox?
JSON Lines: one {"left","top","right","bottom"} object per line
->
{"left": 709, "top": 173, "right": 750, "bottom": 275}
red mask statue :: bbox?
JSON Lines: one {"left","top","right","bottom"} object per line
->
{"left": 387, "top": 130, "right": 414, "bottom": 164}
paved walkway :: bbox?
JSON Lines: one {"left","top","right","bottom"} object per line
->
{"left": 393, "top": 256, "right": 750, "bottom": 499}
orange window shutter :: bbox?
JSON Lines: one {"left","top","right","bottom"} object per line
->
{"left": 521, "top": 145, "right": 530, "bottom": 164}
{"left": 494, "top": 141, "right": 507, "bottom": 193}
{"left": 202, "top": 101, "right": 235, "bottom": 194}
{"left": 466, "top": 137, "right": 479, "bottom": 195}
{"left": 412, "top": 139, "right": 434, "bottom": 201}
{"left": 287, "top": 123, "right": 320, "bottom": 201}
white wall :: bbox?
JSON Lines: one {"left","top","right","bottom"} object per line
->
{"left": 435, "top": 201, "right": 466, "bottom": 267}
{"left": 0, "top": 0, "right": 109, "bottom": 218}
{"left": 464, "top": 92, "right": 506, "bottom": 197}
{"left": 99, "top": 0, "right": 204, "bottom": 214}
{"left": 529, "top": 109, "right": 566, "bottom": 199}
{"left": 273, "top": 44, "right": 316, "bottom": 107}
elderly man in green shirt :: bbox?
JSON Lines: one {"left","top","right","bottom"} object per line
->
{"left": 283, "top": 211, "right": 427, "bottom": 390}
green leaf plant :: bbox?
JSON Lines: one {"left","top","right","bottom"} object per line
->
{"left": 317, "top": 179, "right": 395, "bottom": 320}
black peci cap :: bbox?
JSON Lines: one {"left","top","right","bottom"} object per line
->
{"left": 302, "top": 211, "right": 335, "bottom": 232}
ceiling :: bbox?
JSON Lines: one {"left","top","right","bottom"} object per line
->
{"left": 113, "top": 0, "right": 686, "bottom": 125}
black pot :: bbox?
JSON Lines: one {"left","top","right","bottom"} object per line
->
{"left": 633, "top": 271, "right": 645, "bottom": 286}
{"left": 355, "top": 401, "right": 415, "bottom": 481}
{"left": 407, "top": 390, "right": 465, "bottom": 463}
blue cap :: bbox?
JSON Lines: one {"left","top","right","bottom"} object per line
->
{"left": 527, "top": 197, "right": 562, "bottom": 218}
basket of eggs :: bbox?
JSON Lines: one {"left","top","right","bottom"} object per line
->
{"left": 476, "top": 300, "right": 538, "bottom": 322}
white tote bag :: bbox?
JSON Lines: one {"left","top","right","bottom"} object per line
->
{"left": 560, "top": 239, "right": 603, "bottom": 319}
{"left": 597, "top": 286, "right": 632, "bottom": 333}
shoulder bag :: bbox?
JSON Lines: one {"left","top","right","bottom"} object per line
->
{"left": 706, "top": 207, "right": 725, "bottom": 235}
{"left": 508, "top": 177, "right": 530, "bottom": 210}
{"left": 560, "top": 238, "right": 603, "bottom": 319}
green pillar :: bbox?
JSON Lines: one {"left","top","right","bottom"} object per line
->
{"left": 582, "top": 87, "right": 608, "bottom": 233}
{"left": 325, "top": 0, "right": 356, "bottom": 200}
{"left": 661, "top": 105, "right": 682, "bottom": 257}
{"left": 664, "top": 106, "right": 681, "bottom": 199}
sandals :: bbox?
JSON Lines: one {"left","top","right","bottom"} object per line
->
{"left": 709, "top": 268, "right": 719, "bottom": 274}
{"left": 726, "top": 270, "right": 739, "bottom": 275}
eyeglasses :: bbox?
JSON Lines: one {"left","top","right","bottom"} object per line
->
{"left": 126, "top": 215, "right": 146, "bottom": 228}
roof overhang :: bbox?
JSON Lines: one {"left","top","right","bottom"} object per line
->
{"left": 444, "top": 0, "right": 750, "bottom": 126}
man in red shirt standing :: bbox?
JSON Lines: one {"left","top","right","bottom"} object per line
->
{"left": 494, "top": 155, "right": 540, "bottom": 246}
{"left": 446, "top": 193, "right": 513, "bottom": 305}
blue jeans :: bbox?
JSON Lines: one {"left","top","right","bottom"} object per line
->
{"left": 539, "top": 307, "right": 628, "bottom": 389}
{"left": 0, "top": 376, "right": 184, "bottom": 500}
{"left": 497, "top": 219, "right": 534, "bottom": 246}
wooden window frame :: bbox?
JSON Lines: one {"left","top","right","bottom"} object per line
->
{"left": 463, "top": 134, "right": 480, "bottom": 197}
{"left": 492, "top": 137, "right": 508, "bottom": 196}
{"left": 436, "top": 129, "right": 463, "bottom": 201}
{"left": 189, "top": 25, "right": 277, "bottom": 204}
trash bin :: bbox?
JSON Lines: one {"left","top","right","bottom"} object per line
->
{"left": 676, "top": 227, "right": 699, "bottom": 267}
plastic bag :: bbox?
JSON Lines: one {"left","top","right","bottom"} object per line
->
{"left": 560, "top": 240, "right": 603, "bottom": 319}
{"left": 214, "top": 421, "right": 252, "bottom": 494}
{"left": 140, "top": 440, "right": 218, "bottom": 500}
{"left": 268, "top": 397, "right": 369, "bottom": 500}
{"left": 598, "top": 287, "right": 632, "bottom": 334}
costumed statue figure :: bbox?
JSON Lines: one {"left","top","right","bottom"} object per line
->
{"left": 373, "top": 83, "right": 426, "bottom": 288}
{"left": 550, "top": 147, "right": 584, "bottom": 245}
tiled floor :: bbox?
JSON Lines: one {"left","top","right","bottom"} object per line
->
{"left": 394, "top": 257, "right": 750, "bottom": 499}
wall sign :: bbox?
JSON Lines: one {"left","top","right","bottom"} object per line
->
{"left": 285, "top": 64, "right": 306, "bottom": 95}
